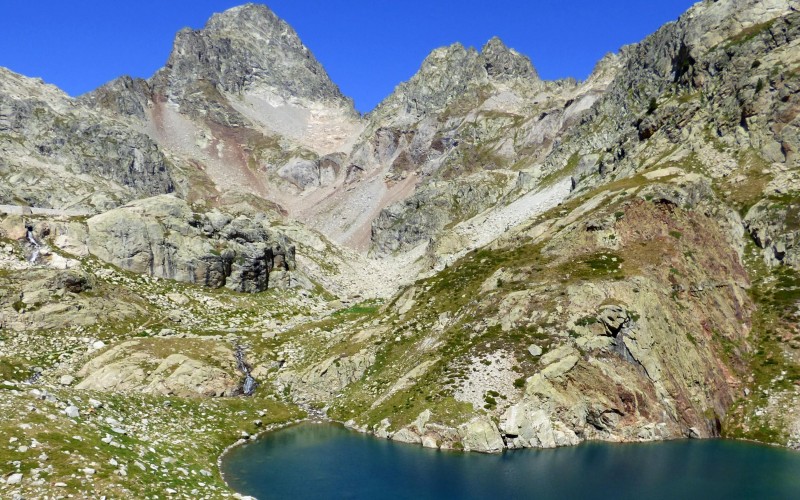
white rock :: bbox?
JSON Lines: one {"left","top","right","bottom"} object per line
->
{"left": 421, "top": 435, "right": 438, "bottom": 448}
{"left": 7, "top": 473, "right": 23, "bottom": 485}
{"left": 59, "top": 375, "right": 75, "bottom": 386}
{"left": 92, "top": 340, "right": 106, "bottom": 350}
{"left": 64, "top": 406, "right": 79, "bottom": 418}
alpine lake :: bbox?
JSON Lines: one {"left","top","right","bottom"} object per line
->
{"left": 221, "top": 422, "right": 800, "bottom": 499}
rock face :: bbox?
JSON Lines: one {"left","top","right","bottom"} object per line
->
{"left": 0, "top": 68, "right": 176, "bottom": 213}
{"left": 283, "top": 349, "right": 376, "bottom": 401}
{"left": 370, "top": 37, "right": 540, "bottom": 123}
{"left": 85, "top": 195, "right": 295, "bottom": 292}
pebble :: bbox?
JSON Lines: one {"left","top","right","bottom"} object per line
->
{"left": 64, "top": 405, "right": 79, "bottom": 418}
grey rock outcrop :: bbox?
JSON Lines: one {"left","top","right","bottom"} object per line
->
{"left": 0, "top": 68, "right": 176, "bottom": 213}
{"left": 370, "top": 37, "right": 540, "bottom": 123}
{"left": 288, "top": 349, "right": 376, "bottom": 400}
{"left": 745, "top": 196, "right": 800, "bottom": 269}
{"left": 86, "top": 195, "right": 295, "bottom": 292}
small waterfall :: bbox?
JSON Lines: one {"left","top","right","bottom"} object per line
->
{"left": 26, "top": 225, "right": 40, "bottom": 263}
{"left": 234, "top": 343, "right": 257, "bottom": 396}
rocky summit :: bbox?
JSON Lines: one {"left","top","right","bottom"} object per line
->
{"left": 1, "top": 0, "right": 800, "bottom": 497}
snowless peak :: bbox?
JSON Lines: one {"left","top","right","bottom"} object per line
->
{"left": 157, "top": 2, "right": 351, "bottom": 107}
{"left": 481, "top": 36, "right": 540, "bottom": 81}
{"left": 205, "top": 3, "right": 285, "bottom": 31}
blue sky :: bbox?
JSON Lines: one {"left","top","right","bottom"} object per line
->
{"left": 0, "top": 1, "right": 698, "bottom": 112}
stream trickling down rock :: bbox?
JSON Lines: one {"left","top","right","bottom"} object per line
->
{"left": 26, "top": 225, "right": 40, "bottom": 263}
{"left": 221, "top": 422, "right": 800, "bottom": 500}
{"left": 234, "top": 344, "right": 257, "bottom": 396}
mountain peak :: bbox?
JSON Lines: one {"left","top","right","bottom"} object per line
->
{"left": 153, "top": 2, "right": 350, "bottom": 108}
{"left": 480, "top": 36, "right": 539, "bottom": 81}
{"left": 205, "top": 3, "right": 284, "bottom": 32}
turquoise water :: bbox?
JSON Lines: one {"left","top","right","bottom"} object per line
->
{"left": 221, "top": 422, "right": 800, "bottom": 500}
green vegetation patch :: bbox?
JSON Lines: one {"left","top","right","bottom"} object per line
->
{"left": 723, "top": 19, "right": 777, "bottom": 48}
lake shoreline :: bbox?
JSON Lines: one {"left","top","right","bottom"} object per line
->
{"left": 219, "top": 417, "right": 800, "bottom": 499}
{"left": 219, "top": 422, "right": 800, "bottom": 499}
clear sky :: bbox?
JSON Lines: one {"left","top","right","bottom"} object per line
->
{"left": 0, "top": 1, "right": 698, "bottom": 112}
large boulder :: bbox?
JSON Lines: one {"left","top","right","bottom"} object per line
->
{"left": 499, "top": 402, "right": 580, "bottom": 449}
{"left": 458, "top": 415, "right": 505, "bottom": 453}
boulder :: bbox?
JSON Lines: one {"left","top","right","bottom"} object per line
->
{"left": 375, "top": 419, "right": 392, "bottom": 439}
{"left": 500, "top": 402, "right": 580, "bottom": 449}
{"left": 391, "top": 428, "right": 422, "bottom": 444}
{"left": 458, "top": 415, "right": 504, "bottom": 453}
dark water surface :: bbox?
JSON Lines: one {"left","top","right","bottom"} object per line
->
{"left": 221, "top": 422, "right": 800, "bottom": 500}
